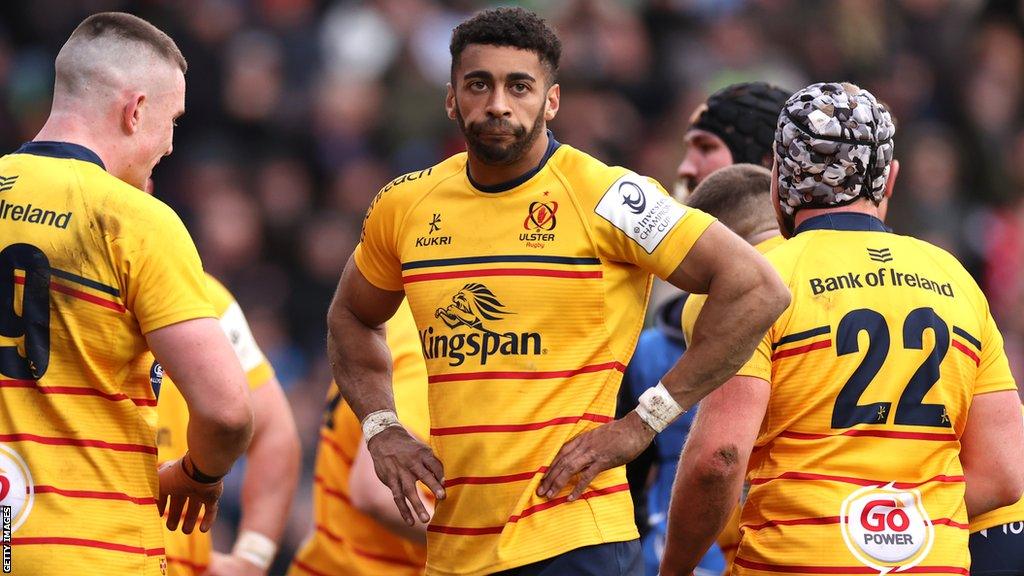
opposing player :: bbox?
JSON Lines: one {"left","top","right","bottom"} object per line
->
{"left": 0, "top": 13, "right": 252, "bottom": 575}
{"left": 153, "top": 273, "right": 300, "bottom": 576}
{"left": 621, "top": 83, "right": 788, "bottom": 576}
{"left": 673, "top": 82, "right": 790, "bottom": 200}
{"left": 661, "top": 82, "right": 1024, "bottom": 575}
{"left": 290, "top": 300, "right": 430, "bottom": 576}
{"left": 326, "top": 7, "right": 789, "bottom": 575}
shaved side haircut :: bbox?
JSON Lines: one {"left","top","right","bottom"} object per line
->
{"left": 686, "top": 164, "right": 776, "bottom": 240}
{"left": 54, "top": 12, "right": 186, "bottom": 101}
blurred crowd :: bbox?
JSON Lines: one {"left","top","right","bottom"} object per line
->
{"left": 1, "top": 0, "right": 1023, "bottom": 568}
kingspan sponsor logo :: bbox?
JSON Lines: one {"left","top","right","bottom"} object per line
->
{"left": 420, "top": 283, "right": 542, "bottom": 367}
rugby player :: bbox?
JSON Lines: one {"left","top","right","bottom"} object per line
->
{"left": 325, "top": 7, "right": 789, "bottom": 575}
{"left": 620, "top": 83, "right": 788, "bottom": 576}
{"left": 0, "top": 12, "right": 252, "bottom": 575}
{"left": 290, "top": 300, "right": 430, "bottom": 576}
{"left": 660, "top": 82, "right": 1024, "bottom": 576}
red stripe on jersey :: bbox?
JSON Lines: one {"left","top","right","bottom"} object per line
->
{"left": 0, "top": 379, "right": 156, "bottom": 407}
{"left": 432, "top": 413, "right": 612, "bottom": 436}
{"left": 932, "top": 517, "right": 971, "bottom": 530}
{"left": 771, "top": 339, "right": 832, "bottom": 360}
{"left": 0, "top": 433, "right": 157, "bottom": 454}
{"left": 428, "top": 361, "right": 626, "bottom": 384}
{"left": 427, "top": 483, "right": 630, "bottom": 536}
{"left": 34, "top": 485, "right": 156, "bottom": 506}
{"left": 733, "top": 557, "right": 967, "bottom": 574}
{"left": 743, "top": 516, "right": 842, "bottom": 531}
{"left": 166, "top": 556, "right": 207, "bottom": 572}
{"left": 314, "top": 475, "right": 352, "bottom": 504}
{"left": 12, "top": 537, "right": 164, "bottom": 556}
{"left": 291, "top": 559, "right": 335, "bottom": 576}
{"left": 748, "top": 471, "right": 964, "bottom": 488}
{"left": 952, "top": 340, "right": 980, "bottom": 366}
{"left": 314, "top": 524, "right": 423, "bottom": 567}
{"left": 778, "top": 429, "right": 957, "bottom": 442}
{"left": 14, "top": 276, "right": 126, "bottom": 313}
{"left": 444, "top": 466, "right": 549, "bottom": 487}
{"left": 318, "top": 432, "right": 353, "bottom": 465}
{"left": 403, "top": 268, "right": 603, "bottom": 284}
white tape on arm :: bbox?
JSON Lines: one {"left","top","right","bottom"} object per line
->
{"left": 635, "top": 382, "right": 685, "bottom": 433}
{"left": 361, "top": 409, "right": 403, "bottom": 441}
{"left": 232, "top": 530, "right": 276, "bottom": 570}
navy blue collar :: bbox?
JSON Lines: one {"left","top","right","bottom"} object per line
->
{"left": 468, "top": 130, "right": 561, "bottom": 193}
{"left": 16, "top": 141, "right": 105, "bottom": 170}
{"left": 794, "top": 212, "right": 890, "bottom": 235}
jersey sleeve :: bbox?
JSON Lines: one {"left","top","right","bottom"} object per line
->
{"left": 735, "top": 329, "right": 773, "bottom": 383}
{"left": 974, "top": 306, "right": 1017, "bottom": 395}
{"left": 204, "top": 275, "right": 275, "bottom": 391}
{"left": 590, "top": 171, "right": 716, "bottom": 280}
{"left": 353, "top": 187, "right": 405, "bottom": 292}
{"left": 117, "top": 200, "right": 215, "bottom": 334}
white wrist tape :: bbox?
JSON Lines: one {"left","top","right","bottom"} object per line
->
{"left": 635, "top": 382, "right": 684, "bottom": 433}
{"left": 361, "top": 409, "right": 402, "bottom": 442}
{"left": 232, "top": 530, "right": 276, "bottom": 570}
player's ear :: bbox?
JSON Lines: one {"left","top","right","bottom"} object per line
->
{"left": 544, "top": 83, "right": 560, "bottom": 122}
{"left": 445, "top": 83, "right": 457, "bottom": 121}
{"left": 883, "top": 159, "right": 899, "bottom": 201}
{"left": 122, "top": 92, "right": 145, "bottom": 135}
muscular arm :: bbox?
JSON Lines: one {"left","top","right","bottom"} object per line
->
{"left": 326, "top": 256, "right": 404, "bottom": 421}
{"left": 961, "top": 390, "right": 1024, "bottom": 517}
{"left": 661, "top": 222, "right": 789, "bottom": 411}
{"left": 660, "top": 375, "right": 769, "bottom": 576}
{"left": 237, "top": 377, "right": 301, "bottom": 541}
{"left": 326, "top": 256, "right": 445, "bottom": 524}
{"left": 350, "top": 439, "right": 431, "bottom": 544}
{"left": 147, "top": 318, "right": 253, "bottom": 476}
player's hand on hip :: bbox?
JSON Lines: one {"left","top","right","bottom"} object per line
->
{"left": 202, "top": 551, "right": 265, "bottom": 576}
{"left": 157, "top": 453, "right": 224, "bottom": 534}
{"left": 537, "top": 411, "right": 656, "bottom": 501}
{"left": 367, "top": 425, "right": 446, "bottom": 525}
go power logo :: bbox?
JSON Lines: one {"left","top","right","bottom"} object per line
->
{"left": 0, "top": 444, "right": 34, "bottom": 533}
{"left": 420, "top": 283, "right": 542, "bottom": 367}
{"left": 840, "top": 483, "right": 934, "bottom": 573}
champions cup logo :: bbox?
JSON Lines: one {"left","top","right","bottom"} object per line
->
{"left": 421, "top": 283, "right": 542, "bottom": 367}
{"left": 840, "top": 483, "right": 934, "bottom": 573}
{"left": 619, "top": 181, "right": 647, "bottom": 214}
{"left": 524, "top": 202, "right": 558, "bottom": 231}
{"left": 0, "top": 444, "right": 34, "bottom": 532}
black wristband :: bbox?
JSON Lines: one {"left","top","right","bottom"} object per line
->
{"left": 183, "top": 453, "right": 224, "bottom": 484}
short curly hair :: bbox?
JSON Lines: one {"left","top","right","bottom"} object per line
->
{"left": 450, "top": 7, "right": 561, "bottom": 83}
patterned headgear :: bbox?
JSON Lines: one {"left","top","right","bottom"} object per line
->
{"left": 691, "top": 81, "right": 792, "bottom": 166}
{"left": 774, "top": 82, "right": 895, "bottom": 215}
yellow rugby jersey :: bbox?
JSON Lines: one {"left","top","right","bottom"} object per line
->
{"left": 155, "top": 273, "right": 275, "bottom": 576}
{"left": 968, "top": 405, "right": 1024, "bottom": 533}
{"left": 680, "top": 233, "right": 784, "bottom": 576}
{"left": 0, "top": 141, "right": 214, "bottom": 575}
{"left": 730, "top": 213, "right": 1015, "bottom": 576}
{"left": 353, "top": 135, "right": 716, "bottom": 575}
{"left": 291, "top": 299, "right": 430, "bottom": 576}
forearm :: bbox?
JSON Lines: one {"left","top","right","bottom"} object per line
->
{"left": 661, "top": 449, "right": 745, "bottom": 575}
{"left": 186, "top": 411, "right": 252, "bottom": 478}
{"left": 327, "top": 300, "right": 396, "bottom": 421}
{"left": 662, "top": 270, "right": 785, "bottom": 410}
{"left": 237, "top": 384, "right": 301, "bottom": 541}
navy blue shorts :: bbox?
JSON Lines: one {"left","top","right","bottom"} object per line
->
{"left": 492, "top": 540, "right": 642, "bottom": 576}
{"left": 970, "top": 523, "right": 1024, "bottom": 575}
